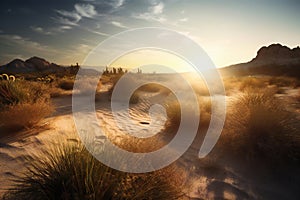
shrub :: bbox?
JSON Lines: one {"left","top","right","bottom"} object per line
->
{"left": 220, "top": 88, "right": 300, "bottom": 163}
{"left": 58, "top": 79, "right": 74, "bottom": 90}
{"left": 3, "top": 142, "right": 183, "bottom": 200}
{"left": 0, "top": 80, "right": 53, "bottom": 132}
{"left": 0, "top": 81, "right": 29, "bottom": 108}
{"left": 0, "top": 101, "right": 54, "bottom": 132}
{"left": 239, "top": 76, "right": 266, "bottom": 91}
{"left": 165, "top": 96, "right": 211, "bottom": 131}
{"left": 268, "top": 76, "right": 299, "bottom": 88}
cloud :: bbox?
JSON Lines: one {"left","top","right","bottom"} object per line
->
{"left": 111, "top": 21, "right": 128, "bottom": 28}
{"left": 132, "top": 1, "right": 166, "bottom": 23}
{"left": 179, "top": 17, "right": 188, "bottom": 22}
{"left": 150, "top": 2, "right": 164, "bottom": 15}
{"left": 75, "top": 3, "right": 97, "bottom": 18}
{"left": 56, "top": 25, "right": 73, "bottom": 32}
{"left": 85, "top": 28, "right": 110, "bottom": 36}
{"left": 54, "top": 9, "right": 82, "bottom": 26}
{"left": 54, "top": 3, "right": 97, "bottom": 27}
{"left": 30, "top": 26, "right": 53, "bottom": 35}
{"left": 0, "top": 34, "right": 58, "bottom": 57}
{"left": 112, "top": 0, "right": 125, "bottom": 8}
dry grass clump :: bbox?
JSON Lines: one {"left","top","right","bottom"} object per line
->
{"left": 0, "top": 101, "right": 53, "bottom": 131}
{"left": 268, "top": 76, "right": 300, "bottom": 88}
{"left": 239, "top": 76, "right": 267, "bottom": 91}
{"left": 164, "top": 96, "right": 212, "bottom": 131}
{"left": 3, "top": 142, "right": 183, "bottom": 200}
{"left": 220, "top": 88, "right": 300, "bottom": 163}
{"left": 0, "top": 80, "right": 53, "bottom": 132}
{"left": 165, "top": 100, "right": 181, "bottom": 129}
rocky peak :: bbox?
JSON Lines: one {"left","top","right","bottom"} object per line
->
{"left": 254, "top": 44, "right": 300, "bottom": 62}
{"left": 25, "top": 56, "right": 51, "bottom": 69}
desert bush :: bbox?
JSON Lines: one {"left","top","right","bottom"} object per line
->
{"left": 239, "top": 76, "right": 266, "bottom": 91}
{"left": 220, "top": 88, "right": 300, "bottom": 163}
{"left": 0, "top": 80, "right": 53, "bottom": 132}
{"left": 165, "top": 96, "right": 212, "bottom": 131}
{"left": 268, "top": 76, "right": 300, "bottom": 88}
{"left": 0, "top": 101, "right": 54, "bottom": 132}
{"left": 58, "top": 79, "right": 74, "bottom": 90}
{"left": 0, "top": 81, "right": 28, "bottom": 107}
{"left": 2, "top": 142, "right": 183, "bottom": 200}
{"left": 165, "top": 100, "right": 181, "bottom": 129}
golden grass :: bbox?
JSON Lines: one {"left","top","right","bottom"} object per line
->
{"left": 0, "top": 80, "right": 54, "bottom": 132}
{"left": 219, "top": 88, "right": 300, "bottom": 162}
{"left": 268, "top": 76, "right": 300, "bottom": 88}
{"left": 0, "top": 101, "right": 54, "bottom": 132}
{"left": 239, "top": 76, "right": 267, "bottom": 91}
{"left": 3, "top": 142, "right": 184, "bottom": 200}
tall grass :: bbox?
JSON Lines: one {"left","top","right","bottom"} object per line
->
{"left": 220, "top": 88, "right": 300, "bottom": 163}
{"left": 0, "top": 80, "right": 53, "bottom": 132}
{"left": 2, "top": 142, "right": 183, "bottom": 200}
{"left": 239, "top": 76, "right": 267, "bottom": 91}
{"left": 165, "top": 96, "right": 211, "bottom": 131}
{"left": 268, "top": 76, "right": 300, "bottom": 88}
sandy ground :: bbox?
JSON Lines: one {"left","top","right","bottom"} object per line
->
{"left": 0, "top": 85, "right": 299, "bottom": 199}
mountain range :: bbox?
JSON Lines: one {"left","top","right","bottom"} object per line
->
{"left": 1, "top": 44, "right": 300, "bottom": 77}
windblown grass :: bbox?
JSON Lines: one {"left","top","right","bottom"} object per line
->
{"left": 220, "top": 88, "right": 300, "bottom": 163}
{"left": 0, "top": 80, "right": 53, "bottom": 132}
{"left": 239, "top": 76, "right": 267, "bottom": 91}
{"left": 165, "top": 95, "right": 211, "bottom": 131}
{"left": 3, "top": 142, "right": 184, "bottom": 200}
{"left": 0, "top": 101, "right": 53, "bottom": 132}
{"left": 268, "top": 76, "right": 300, "bottom": 88}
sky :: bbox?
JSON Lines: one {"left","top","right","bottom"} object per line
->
{"left": 0, "top": 0, "right": 299, "bottom": 69}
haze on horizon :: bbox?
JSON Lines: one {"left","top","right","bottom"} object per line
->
{"left": 0, "top": 0, "right": 299, "bottom": 70}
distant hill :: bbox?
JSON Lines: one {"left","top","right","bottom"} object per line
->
{"left": 0, "top": 56, "right": 74, "bottom": 74}
{"left": 0, "top": 56, "right": 81, "bottom": 76}
{"left": 220, "top": 44, "right": 300, "bottom": 77}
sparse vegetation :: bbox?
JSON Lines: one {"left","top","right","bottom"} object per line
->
{"left": 58, "top": 78, "right": 74, "bottom": 90}
{"left": 2, "top": 142, "right": 183, "bottom": 200}
{"left": 219, "top": 88, "right": 300, "bottom": 163}
{"left": 0, "top": 80, "right": 53, "bottom": 132}
{"left": 239, "top": 76, "right": 267, "bottom": 91}
{"left": 268, "top": 76, "right": 300, "bottom": 88}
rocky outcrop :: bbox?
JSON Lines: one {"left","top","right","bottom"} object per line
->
{"left": 251, "top": 44, "right": 300, "bottom": 65}
{"left": 221, "top": 44, "right": 300, "bottom": 77}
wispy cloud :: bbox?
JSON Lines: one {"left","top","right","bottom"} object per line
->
{"left": 85, "top": 28, "right": 110, "bottom": 36}
{"left": 179, "top": 17, "right": 188, "bottom": 22}
{"left": 132, "top": 1, "right": 166, "bottom": 23}
{"left": 54, "top": 9, "right": 82, "bottom": 26}
{"left": 111, "top": 21, "right": 128, "bottom": 28}
{"left": 0, "top": 34, "right": 58, "bottom": 58}
{"left": 150, "top": 2, "right": 164, "bottom": 15}
{"left": 54, "top": 3, "right": 97, "bottom": 27}
{"left": 112, "top": 0, "right": 125, "bottom": 9}
{"left": 30, "top": 26, "right": 53, "bottom": 35}
{"left": 75, "top": 4, "right": 97, "bottom": 18}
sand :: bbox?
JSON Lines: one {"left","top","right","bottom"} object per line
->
{"left": 1, "top": 85, "right": 299, "bottom": 199}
